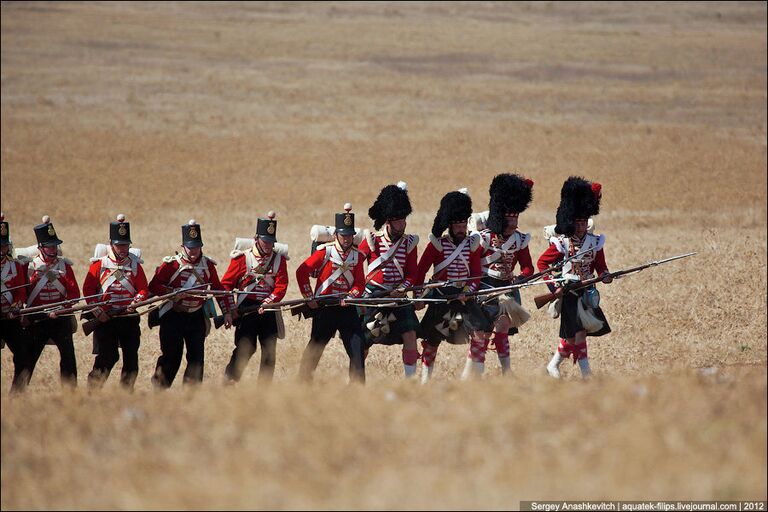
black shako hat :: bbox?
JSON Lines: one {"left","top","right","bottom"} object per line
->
{"left": 431, "top": 189, "right": 472, "bottom": 237}
{"left": 335, "top": 203, "right": 356, "bottom": 236}
{"left": 34, "top": 215, "right": 63, "bottom": 246}
{"left": 182, "top": 219, "right": 204, "bottom": 248}
{"left": 256, "top": 211, "right": 278, "bottom": 243}
{"left": 487, "top": 173, "right": 534, "bottom": 235}
{"left": 554, "top": 176, "right": 602, "bottom": 237}
{"left": 368, "top": 181, "right": 412, "bottom": 230}
{"left": 109, "top": 214, "right": 132, "bottom": 244}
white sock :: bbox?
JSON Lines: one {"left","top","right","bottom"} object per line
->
{"left": 578, "top": 357, "right": 592, "bottom": 378}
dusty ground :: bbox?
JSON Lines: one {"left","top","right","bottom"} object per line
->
{"left": 1, "top": 1, "right": 766, "bottom": 509}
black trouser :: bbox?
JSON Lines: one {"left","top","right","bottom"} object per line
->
{"left": 88, "top": 315, "right": 141, "bottom": 390}
{"left": 27, "top": 316, "right": 77, "bottom": 387}
{"left": 225, "top": 302, "right": 278, "bottom": 383}
{"left": 152, "top": 308, "right": 207, "bottom": 388}
{"left": 300, "top": 305, "right": 365, "bottom": 383}
{"left": 0, "top": 317, "right": 31, "bottom": 392}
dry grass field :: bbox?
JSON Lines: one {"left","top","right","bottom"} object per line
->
{"left": 1, "top": 1, "right": 766, "bottom": 509}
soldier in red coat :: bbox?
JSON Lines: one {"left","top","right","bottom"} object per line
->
{"left": 415, "top": 189, "right": 490, "bottom": 383}
{"left": 537, "top": 177, "right": 612, "bottom": 379}
{"left": 220, "top": 212, "right": 289, "bottom": 384}
{"left": 296, "top": 204, "right": 366, "bottom": 383}
{"left": 149, "top": 220, "right": 233, "bottom": 388}
{"left": 1, "top": 213, "right": 31, "bottom": 392}
{"left": 25, "top": 216, "right": 81, "bottom": 388}
{"left": 358, "top": 182, "right": 421, "bottom": 378}
{"left": 82, "top": 215, "right": 149, "bottom": 390}
{"left": 476, "top": 174, "right": 536, "bottom": 378}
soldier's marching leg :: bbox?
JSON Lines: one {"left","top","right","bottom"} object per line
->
{"left": 257, "top": 335, "right": 277, "bottom": 384}
{"left": 573, "top": 332, "right": 591, "bottom": 378}
{"left": 153, "top": 312, "right": 185, "bottom": 388}
{"left": 224, "top": 335, "right": 257, "bottom": 383}
{"left": 299, "top": 339, "right": 327, "bottom": 383}
{"left": 340, "top": 319, "right": 366, "bottom": 384}
{"left": 119, "top": 317, "right": 141, "bottom": 390}
{"left": 462, "top": 331, "right": 490, "bottom": 380}
{"left": 547, "top": 338, "right": 569, "bottom": 379}
{"left": 1, "top": 318, "right": 31, "bottom": 392}
{"left": 88, "top": 328, "right": 119, "bottom": 390}
{"left": 493, "top": 332, "right": 511, "bottom": 375}
{"left": 302, "top": 308, "right": 333, "bottom": 383}
{"left": 402, "top": 330, "right": 419, "bottom": 379}
{"left": 493, "top": 315, "right": 512, "bottom": 375}
{"left": 183, "top": 328, "right": 206, "bottom": 385}
{"left": 26, "top": 321, "right": 48, "bottom": 386}
{"left": 52, "top": 318, "right": 77, "bottom": 388}
{"left": 420, "top": 340, "right": 440, "bottom": 384}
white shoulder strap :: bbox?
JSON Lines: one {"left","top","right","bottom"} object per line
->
{"left": 434, "top": 237, "right": 470, "bottom": 275}
{"left": 469, "top": 232, "right": 482, "bottom": 252}
{"left": 27, "top": 257, "right": 67, "bottom": 304}
{"left": 428, "top": 233, "right": 442, "bottom": 251}
{"left": 407, "top": 234, "right": 419, "bottom": 253}
{"left": 363, "top": 229, "right": 375, "bottom": 253}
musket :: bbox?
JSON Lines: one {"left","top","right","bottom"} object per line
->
{"left": 211, "top": 293, "right": 346, "bottom": 328}
{"left": 346, "top": 280, "right": 566, "bottom": 308}
{"left": 260, "top": 292, "right": 349, "bottom": 310}
{"left": 25, "top": 297, "right": 123, "bottom": 321}
{"left": 533, "top": 252, "right": 697, "bottom": 309}
{"left": 186, "top": 289, "right": 232, "bottom": 297}
{"left": 424, "top": 277, "right": 569, "bottom": 304}
{"left": 82, "top": 284, "right": 208, "bottom": 336}
{"left": 343, "top": 297, "right": 446, "bottom": 309}
{"left": 345, "top": 297, "right": 446, "bottom": 304}
{"left": 285, "top": 279, "right": 480, "bottom": 317}
{"left": 185, "top": 289, "right": 268, "bottom": 297}
{"left": 17, "top": 293, "right": 106, "bottom": 316}
{"left": 365, "top": 275, "right": 486, "bottom": 299}
{"left": 0, "top": 282, "right": 29, "bottom": 293}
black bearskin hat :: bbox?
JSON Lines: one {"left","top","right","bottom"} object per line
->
{"left": 431, "top": 189, "right": 472, "bottom": 237}
{"left": 486, "top": 173, "right": 534, "bottom": 234}
{"left": 368, "top": 182, "right": 412, "bottom": 230}
{"left": 554, "top": 176, "right": 602, "bottom": 236}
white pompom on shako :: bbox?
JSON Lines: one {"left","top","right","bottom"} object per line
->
{"left": 42, "top": 215, "right": 51, "bottom": 224}
{"left": 397, "top": 181, "right": 407, "bottom": 191}
{"left": 1, "top": 212, "right": 4, "bottom": 221}
{"left": 267, "top": 211, "right": 276, "bottom": 219}
{"left": 188, "top": 219, "right": 197, "bottom": 225}
{"left": 458, "top": 187, "right": 469, "bottom": 195}
{"left": 344, "top": 203, "right": 352, "bottom": 212}
{"left": 116, "top": 213, "right": 126, "bottom": 222}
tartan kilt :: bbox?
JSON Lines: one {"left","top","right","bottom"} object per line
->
{"left": 559, "top": 287, "right": 611, "bottom": 339}
{"left": 479, "top": 276, "right": 522, "bottom": 335}
{"left": 418, "top": 287, "right": 491, "bottom": 345}
{"left": 361, "top": 303, "right": 420, "bottom": 346}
